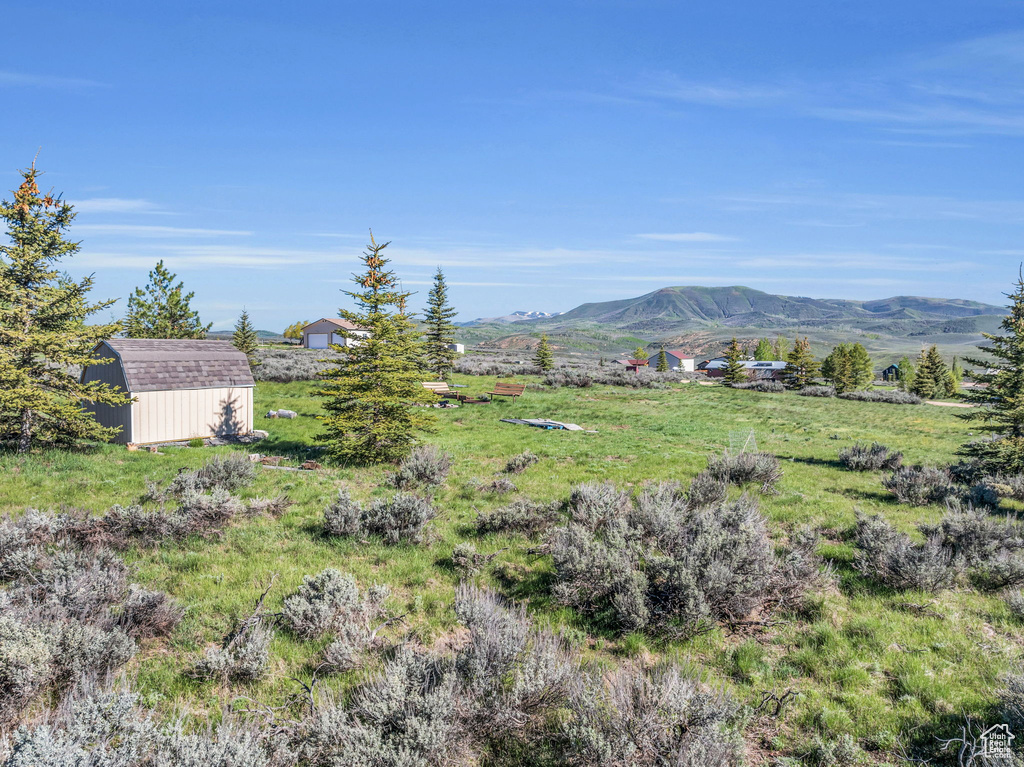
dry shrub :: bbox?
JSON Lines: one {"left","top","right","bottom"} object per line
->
{"left": 323, "top": 489, "right": 438, "bottom": 545}
{"left": 838, "top": 442, "right": 903, "bottom": 472}
{"left": 705, "top": 451, "right": 783, "bottom": 494}
{"left": 384, "top": 445, "right": 452, "bottom": 490}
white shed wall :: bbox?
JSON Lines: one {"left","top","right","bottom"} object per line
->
{"left": 130, "top": 387, "right": 254, "bottom": 444}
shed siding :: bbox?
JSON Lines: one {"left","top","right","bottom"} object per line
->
{"left": 130, "top": 387, "right": 253, "bottom": 444}
{"left": 80, "top": 344, "right": 134, "bottom": 444}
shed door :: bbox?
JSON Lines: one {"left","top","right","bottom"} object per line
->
{"left": 308, "top": 333, "right": 329, "bottom": 349}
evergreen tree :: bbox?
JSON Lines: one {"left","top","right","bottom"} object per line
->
{"left": 753, "top": 338, "right": 773, "bottom": 361}
{"left": 656, "top": 347, "right": 669, "bottom": 372}
{"left": 723, "top": 337, "right": 749, "bottom": 385}
{"left": 633, "top": 345, "right": 648, "bottom": 362}
{"left": 771, "top": 334, "right": 788, "bottom": 360}
{"left": 784, "top": 337, "right": 819, "bottom": 389}
{"left": 949, "top": 356, "right": 964, "bottom": 394}
{"left": 317, "top": 234, "right": 434, "bottom": 464}
{"left": 0, "top": 162, "right": 130, "bottom": 452}
{"left": 534, "top": 334, "right": 554, "bottom": 371}
{"left": 821, "top": 342, "right": 873, "bottom": 393}
{"left": 959, "top": 272, "right": 1024, "bottom": 473}
{"left": 232, "top": 309, "right": 259, "bottom": 362}
{"left": 423, "top": 267, "right": 459, "bottom": 380}
{"left": 911, "top": 345, "right": 949, "bottom": 399}
{"left": 283, "top": 321, "right": 307, "bottom": 341}
{"left": 896, "top": 356, "right": 916, "bottom": 392}
{"left": 124, "top": 260, "right": 211, "bottom": 339}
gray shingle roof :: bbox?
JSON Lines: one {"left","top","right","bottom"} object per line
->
{"left": 98, "top": 339, "right": 255, "bottom": 392}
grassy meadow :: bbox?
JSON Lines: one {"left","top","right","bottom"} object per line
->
{"left": 0, "top": 375, "right": 1015, "bottom": 759}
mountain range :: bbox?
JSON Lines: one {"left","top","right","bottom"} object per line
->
{"left": 456, "top": 285, "right": 1007, "bottom": 362}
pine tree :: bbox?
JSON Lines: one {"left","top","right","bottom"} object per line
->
{"left": 232, "top": 309, "right": 259, "bottom": 362}
{"left": 959, "top": 272, "right": 1024, "bottom": 473}
{"left": 317, "top": 233, "right": 434, "bottom": 464}
{"left": 656, "top": 347, "right": 669, "bottom": 372}
{"left": 753, "top": 338, "right": 773, "bottom": 361}
{"left": 633, "top": 345, "right": 647, "bottom": 362}
{"left": 283, "top": 321, "right": 307, "bottom": 341}
{"left": 949, "top": 356, "right": 964, "bottom": 394}
{"left": 534, "top": 334, "right": 554, "bottom": 371}
{"left": 821, "top": 342, "right": 873, "bottom": 393}
{"left": 423, "top": 267, "right": 459, "bottom": 380}
{"left": 784, "top": 337, "right": 819, "bottom": 389}
{"left": 911, "top": 346, "right": 949, "bottom": 399}
{"left": 124, "top": 260, "right": 211, "bottom": 339}
{"left": 0, "top": 162, "right": 130, "bottom": 452}
{"left": 723, "top": 337, "right": 748, "bottom": 385}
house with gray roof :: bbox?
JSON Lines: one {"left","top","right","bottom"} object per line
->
{"left": 80, "top": 339, "right": 255, "bottom": 445}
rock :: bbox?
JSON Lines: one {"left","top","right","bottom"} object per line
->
{"left": 265, "top": 411, "right": 279, "bottom": 418}
{"left": 126, "top": 443, "right": 139, "bottom": 452}
{"left": 260, "top": 456, "right": 285, "bottom": 466}
{"left": 300, "top": 460, "right": 323, "bottom": 471}
{"left": 247, "top": 453, "right": 262, "bottom": 463}
{"left": 277, "top": 409, "right": 298, "bottom": 419}
{"left": 250, "top": 429, "right": 269, "bottom": 440}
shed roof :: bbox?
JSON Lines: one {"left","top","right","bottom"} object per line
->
{"left": 302, "top": 318, "right": 366, "bottom": 332}
{"left": 650, "top": 349, "right": 694, "bottom": 359}
{"left": 96, "top": 339, "right": 255, "bottom": 392}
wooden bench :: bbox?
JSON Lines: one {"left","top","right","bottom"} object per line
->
{"left": 486, "top": 381, "right": 526, "bottom": 401}
{"left": 422, "top": 381, "right": 461, "bottom": 399}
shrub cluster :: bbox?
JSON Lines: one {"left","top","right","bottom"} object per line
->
{"left": 193, "top": 619, "right": 273, "bottom": 683}
{"left": 798, "top": 385, "right": 837, "bottom": 398}
{"left": 882, "top": 465, "right": 959, "bottom": 506}
{"left": 504, "top": 450, "right": 539, "bottom": 474}
{"left": 548, "top": 480, "right": 824, "bottom": 636}
{"left": 383, "top": 445, "right": 452, "bottom": 489}
{"left": 455, "top": 355, "right": 542, "bottom": 376}
{"left": 323, "top": 488, "right": 438, "bottom": 544}
{"left": 543, "top": 370, "right": 594, "bottom": 388}
{"left": 854, "top": 510, "right": 1024, "bottom": 592}
{"left": 731, "top": 379, "right": 785, "bottom": 393}
{"left": 837, "top": 389, "right": 922, "bottom": 405}
{"left": 477, "top": 498, "right": 564, "bottom": 537}
{"left": 705, "top": 450, "right": 783, "bottom": 494}
{"left": 838, "top": 442, "right": 904, "bottom": 472}
{"left": 253, "top": 348, "right": 346, "bottom": 382}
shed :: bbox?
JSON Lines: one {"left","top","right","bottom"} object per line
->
{"left": 881, "top": 364, "right": 900, "bottom": 382}
{"left": 302, "top": 318, "right": 370, "bottom": 349}
{"left": 646, "top": 349, "right": 696, "bottom": 372}
{"left": 446, "top": 343, "right": 466, "bottom": 354}
{"left": 81, "top": 339, "right": 255, "bottom": 445}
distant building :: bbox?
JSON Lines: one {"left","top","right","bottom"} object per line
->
{"left": 301, "top": 318, "right": 370, "bottom": 349}
{"left": 881, "top": 364, "right": 901, "bottom": 382}
{"left": 647, "top": 349, "right": 695, "bottom": 372}
{"left": 446, "top": 343, "right": 465, "bottom": 354}
{"left": 703, "top": 360, "right": 787, "bottom": 380}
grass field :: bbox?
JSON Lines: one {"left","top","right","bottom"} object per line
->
{"left": 0, "top": 376, "right": 1016, "bottom": 761}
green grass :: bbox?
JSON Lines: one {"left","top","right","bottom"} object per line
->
{"left": 0, "top": 376, "right": 1014, "bottom": 758}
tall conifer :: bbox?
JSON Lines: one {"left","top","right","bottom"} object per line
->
{"left": 784, "top": 337, "right": 819, "bottom": 389}
{"left": 232, "top": 309, "right": 259, "bottom": 362}
{"left": 423, "top": 267, "right": 459, "bottom": 380}
{"left": 534, "top": 334, "right": 554, "bottom": 371}
{"left": 124, "top": 260, "right": 210, "bottom": 339}
{"left": 317, "top": 233, "right": 434, "bottom": 464}
{"left": 723, "top": 338, "right": 748, "bottom": 385}
{"left": 656, "top": 347, "right": 669, "bottom": 372}
{"left": 0, "top": 162, "right": 130, "bottom": 452}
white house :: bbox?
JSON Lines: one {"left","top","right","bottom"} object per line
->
{"left": 647, "top": 349, "right": 695, "bottom": 372}
{"left": 301, "top": 318, "right": 370, "bottom": 349}
{"left": 447, "top": 343, "right": 465, "bottom": 354}
{"left": 81, "top": 339, "right": 255, "bottom": 445}
{"left": 703, "top": 360, "right": 787, "bottom": 380}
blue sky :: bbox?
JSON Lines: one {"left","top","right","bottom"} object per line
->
{"left": 2, "top": 1, "right": 1023, "bottom": 330}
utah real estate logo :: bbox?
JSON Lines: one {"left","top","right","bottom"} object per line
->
{"left": 981, "top": 723, "right": 1014, "bottom": 761}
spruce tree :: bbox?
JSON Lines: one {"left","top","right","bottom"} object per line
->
{"left": 784, "top": 337, "right": 819, "bottom": 389}
{"left": 911, "top": 345, "right": 949, "bottom": 399}
{"left": 534, "top": 334, "right": 554, "bottom": 371}
{"left": 896, "top": 356, "right": 916, "bottom": 392}
{"left": 753, "top": 338, "right": 773, "bottom": 361}
{"left": 656, "top": 347, "right": 669, "bottom": 372}
{"left": 821, "top": 342, "right": 873, "bottom": 393}
{"left": 124, "top": 260, "right": 211, "bottom": 339}
{"left": 723, "top": 337, "right": 748, "bottom": 385}
{"left": 771, "top": 334, "right": 788, "bottom": 360}
{"left": 0, "top": 162, "right": 130, "bottom": 452}
{"left": 949, "top": 356, "right": 964, "bottom": 394}
{"left": 959, "top": 273, "right": 1024, "bottom": 473}
{"left": 232, "top": 309, "right": 259, "bottom": 362}
{"left": 423, "top": 267, "right": 459, "bottom": 380}
{"left": 317, "top": 234, "right": 434, "bottom": 464}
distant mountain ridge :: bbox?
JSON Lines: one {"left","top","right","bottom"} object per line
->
{"left": 462, "top": 310, "right": 562, "bottom": 325}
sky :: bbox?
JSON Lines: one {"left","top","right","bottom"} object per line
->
{"left": 2, "top": 1, "right": 1024, "bottom": 331}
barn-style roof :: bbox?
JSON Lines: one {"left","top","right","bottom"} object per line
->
{"left": 97, "top": 339, "right": 255, "bottom": 392}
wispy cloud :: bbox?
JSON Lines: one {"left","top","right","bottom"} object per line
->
{"left": 0, "top": 71, "right": 107, "bottom": 89}
{"left": 76, "top": 224, "right": 251, "bottom": 237}
{"left": 636, "top": 232, "right": 739, "bottom": 242}
{"left": 71, "top": 198, "right": 165, "bottom": 214}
